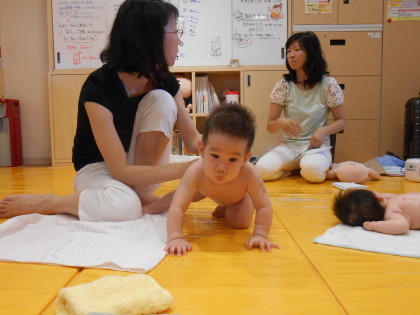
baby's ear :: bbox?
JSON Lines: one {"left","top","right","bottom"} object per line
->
{"left": 198, "top": 140, "right": 204, "bottom": 157}
{"left": 245, "top": 151, "right": 253, "bottom": 163}
{"left": 373, "top": 191, "right": 384, "bottom": 203}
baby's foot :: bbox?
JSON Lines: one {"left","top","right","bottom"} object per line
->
{"left": 142, "top": 203, "right": 165, "bottom": 215}
{"left": 212, "top": 205, "right": 227, "bottom": 218}
{"left": 0, "top": 194, "right": 55, "bottom": 218}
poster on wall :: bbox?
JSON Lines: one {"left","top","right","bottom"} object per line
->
{"left": 387, "top": 0, "right": 420, "bottom": 21}
{"left": 52, "top": 0, "right": 288, "bottom": 69}
{"left": 304, "top": 0, "right": 333, "bottom": 14}
{"left": 231, "top": 0, "right": 288, "bottom": 66}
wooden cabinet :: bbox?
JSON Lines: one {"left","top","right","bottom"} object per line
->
{"left": 293, "top": 0, "right": 383, "bottom": 25}
{"left": 242, "top": 71, "right": 286, "bottom": 156}
{"left": 334, "top": 120, "right": 380, "bottom": 162}
{"left": 292, "top": 0, "right": 384, "bottom": 163}
{"left": 48, "top": 72, "right": 88, "bottom": 165}
{"left": 333, "top": 76, "right": 381, "bottom": 120}
{"left": 316, "top": 31, "right": 382, "bottom": 76}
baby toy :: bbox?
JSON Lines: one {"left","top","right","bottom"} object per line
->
{"left": 175, "top": 74, "right": 192, "bottom": 112}
{"left": 326, "top": 161, "right": 381, "bottom": 184}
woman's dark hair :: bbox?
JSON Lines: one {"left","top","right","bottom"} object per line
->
{"left": 284, "top": 31, "right": 329, "bottom": 86}
{"left": 333, "top": 189, "right": 385, "bottom": 226}
{"left": 202, "top": 104, "right": 256, "bottom": 153}
{"left": 100, "top": 0, "right": 179, "bottom": 81}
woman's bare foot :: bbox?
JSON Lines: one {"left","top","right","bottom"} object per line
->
{"left": 142, "top": 191, "right": 175, "bottom": 215}
{"left": 212, "top": 205, "right": 227, "bottom": 218}
{"left": 0, "top": 193, "right": 80, "bottom": 219}
{"left": 0, "top": 194, "right": 57, "bottom": 218}
{"left": 142, "top": 203, "right": 166, "bottom": 215}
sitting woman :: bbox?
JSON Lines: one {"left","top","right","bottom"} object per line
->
{"left": 0, "top": 0, "right": 200, "bottom": 221}
{"left": 255, "top": 31, "right": 346, "bottom": 183}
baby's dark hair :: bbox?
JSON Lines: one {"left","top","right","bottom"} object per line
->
{"left": 202, "top": 103, "right": 255, "bottom": 153}
{"left": 333, "top": 189, "right": 385, "bottom": 226}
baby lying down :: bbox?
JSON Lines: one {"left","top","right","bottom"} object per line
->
{"left": 333, "top": 189, "right": 420, "bottom": 235}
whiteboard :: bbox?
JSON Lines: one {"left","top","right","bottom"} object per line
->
{"left": 52, "top": 0, "right": 287, "bottom": 69}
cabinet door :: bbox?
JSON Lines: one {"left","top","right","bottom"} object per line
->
{"left": 242, "top": 71, "right": 286, "bottom": 156}
{"left": 50, "top": 74, "right": 87, "bottom": 164}
{"left": 293, "top": 0, "right": 339, "bottom": 25}
{"left": 338, "top": 0, "right": 383, "bottom": 24}
{"left": 334, "top": 119, "right": 380, "bottom": 162}
{"left": 334, "top": 76, "right": 381, "bottom": 119}
{"left": 316, "top": 31, "right": 382, "bottom": 75}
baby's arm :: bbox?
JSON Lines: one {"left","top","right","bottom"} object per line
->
{"left": 165, "top": 163, "right": 200, "bottom": 256}
{"left": 245, "top": 167, "right": 280, "bottom": 251}
{"left": 363, "top": 212, "right": 410, "bottom": 235}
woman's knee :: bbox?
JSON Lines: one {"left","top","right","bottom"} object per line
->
{"left": 79, "top": 186, "right": 142, "bottom": 222}
{"left": 300, "top": 156, "right": 330, "bottom": 183}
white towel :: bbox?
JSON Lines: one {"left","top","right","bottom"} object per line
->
{"left": 314, "top": 224, "right": 420, "bottom": 258}
{"left": 0, "top": 213, "right": 168, "bottom": 272}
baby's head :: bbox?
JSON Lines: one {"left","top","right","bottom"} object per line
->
{"left": 199, "top": 104, "right": 256, "bottom": 183}
{"left": 332, "top": 189, "right": 385, "bottom": 226}
{"left": 202, "top": 103, "right": 255, "bottom": 153}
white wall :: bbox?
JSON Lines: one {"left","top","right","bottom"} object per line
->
{"left": 0, "top": 0, "right": 51, "bottom": 165}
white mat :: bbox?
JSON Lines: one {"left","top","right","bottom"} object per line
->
{"left": 314, "top": 224, "right": 420, "bottom": 258}
{"left": 0, "top": 213, "right": 168, "bottom": 272}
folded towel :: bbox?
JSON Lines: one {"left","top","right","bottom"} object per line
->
{"left": 0, "top": 213, "right": 168, "bottom": 272}
{"left": 56, "top": 274, "right": 173, "bottom": 315}
{"left": 314, "top": 224, "right": 420, "bottom": 258}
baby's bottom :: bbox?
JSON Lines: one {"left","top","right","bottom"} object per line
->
{"left": 212, "top": 195, "right": 254, "bottom": 229}
{"left": 74, "top": 162, "right": 142, "bottom": 222}
{"left": 255, "top": 142, "right": 332, "bottom": 183}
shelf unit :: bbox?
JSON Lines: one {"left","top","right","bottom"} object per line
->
{"left": 48, "top": 65, "right": 286, "bottom": 165}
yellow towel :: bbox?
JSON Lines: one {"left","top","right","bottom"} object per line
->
{"left": 56, "top": 274, "right": 173, "bottom": 315}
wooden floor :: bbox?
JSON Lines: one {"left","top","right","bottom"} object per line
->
{"left": 1, "top": 166, "right": 420, "bottom": 314}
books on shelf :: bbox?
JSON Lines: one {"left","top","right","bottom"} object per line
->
{"left": 171, "top": 130, "right": 184, "bottom": 155}
{"left": 195, "top": 75, "right": 220, "bottom": 114}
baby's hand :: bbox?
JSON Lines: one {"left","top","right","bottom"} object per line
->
{"left": 245, "top": 235, "right": 280, "bottom": 252}
{"left": 165, "top": 238, "right": 192, "bottom": 256}
{"left": 363, "top": 221, "right": 375, "bottom": 231}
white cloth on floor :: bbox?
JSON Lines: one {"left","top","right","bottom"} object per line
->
{"left": 314, "top": 224, "right": 420, "bottom": 258}
{"left": 0, "top": 213, "right": 168, "bottom": 272}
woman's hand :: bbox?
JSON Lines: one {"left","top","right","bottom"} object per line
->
{"left": 308, "top": 128, "right": 327, "bottom": 149}
{"left": 278, "top": 118, "right": 302, "bottom": 138}
{"left": 174, "top": 159, "right": 198, "bottom": 179}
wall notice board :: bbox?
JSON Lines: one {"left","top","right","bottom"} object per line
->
{"left": 52, "top": 0, "right": 287, "bottom": 69}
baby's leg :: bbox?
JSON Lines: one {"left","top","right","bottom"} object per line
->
{"left": 225, "top": 195, "right": 254, "bottom": 229}
{"left": 212, "top": 205, "right": 227, "bottom": 218}
{"left": 143, "top": 190, "right": 206, "bottom": 215}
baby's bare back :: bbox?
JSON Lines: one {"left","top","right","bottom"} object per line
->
{"left": 387, "top": 193, "right": 420, "bottom": 229}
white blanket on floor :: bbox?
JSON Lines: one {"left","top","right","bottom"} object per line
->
{"left": 314, "top": 224, "right": 420, "bottom": 258}
{"left": 0, "top": 213, "right": 168, "bottom": 272}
